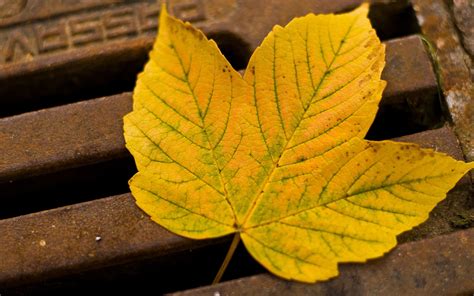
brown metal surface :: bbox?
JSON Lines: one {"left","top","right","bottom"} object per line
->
{"left": 173, "top": 227, "right": 474, "bottom": 296}
{"left": 367, "top": 35, "right": 441, "bottom": 138}
{"left": 0, "top": 35, "right": 438, "bottom": 184}
{"left": 412, "top": 0, "right": 474, "bottom": 161}
{"left": 0, "top": 0, "right": 413, "bottom": 117}
{"left": 0, "top": 126, "right": 467, "bottom": 290}
{"left": 0, "top": 193, "right": 223, "bottom": 288}
{"left": 0, "top": 93, "right": 130, "bottom": 182}
{"left": 394, "top": 126, "right": 465, "bottom": 160}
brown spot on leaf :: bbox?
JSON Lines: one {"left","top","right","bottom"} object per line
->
{"left": 358, "top": 75, "right": 371, "bottom": 86}
{"left": 367, "top": 47, "right": 378, "bottom": 60}
{"left": 297, "top": 156, "right": 307, "bottom": 163}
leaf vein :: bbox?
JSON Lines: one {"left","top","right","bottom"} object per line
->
{"left": 135, "top": 185, "right": 231, "bottom": 226}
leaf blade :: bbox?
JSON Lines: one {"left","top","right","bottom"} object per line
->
{"left": 124, "top": 7, "right": 248, "bottom": 238}
{"left": 124, "top": 4, "right": 474, "bottom": 283}
{"left": 242, "top": 5, "right": 385, "bottom": 165}
{"left": 240, "top": 4, "right": 386, "bottom": 227}
{"left": 242, "top": 139, "right": 473, "bottom": 281}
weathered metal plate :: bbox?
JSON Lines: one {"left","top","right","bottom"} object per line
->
{"left": 0, "top": 0, "right": 215, "bottom": 64}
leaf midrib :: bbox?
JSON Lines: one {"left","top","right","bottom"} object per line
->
{"left": 169, "top": 38, "right": 239, "bottom": 224}
{"left": 243, "top": 172, "right": 456, "bottom": 230}
{"left": 241, "top": 17, "right": 358, "bottom": 227}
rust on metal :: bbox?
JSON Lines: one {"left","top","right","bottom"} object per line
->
{"left": 174, "top": 228, "right": 474, "bottom": 296}
{"left": 451, "top": 0, "right": 474, "bottom": 57}
{"left": 412, "top": 0, "right": 473, "bottom": 161}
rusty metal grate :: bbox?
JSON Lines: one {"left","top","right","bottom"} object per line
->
{"left": 0, "top": 0, "right": 472, "bottom": 294}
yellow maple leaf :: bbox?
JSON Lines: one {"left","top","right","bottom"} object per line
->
{"left": 123, "top": 4, "right": 474, "bottom": 283}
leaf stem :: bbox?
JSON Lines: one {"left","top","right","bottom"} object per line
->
{"left": 213, "top": 233, "right": 241, "bottom": 284}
